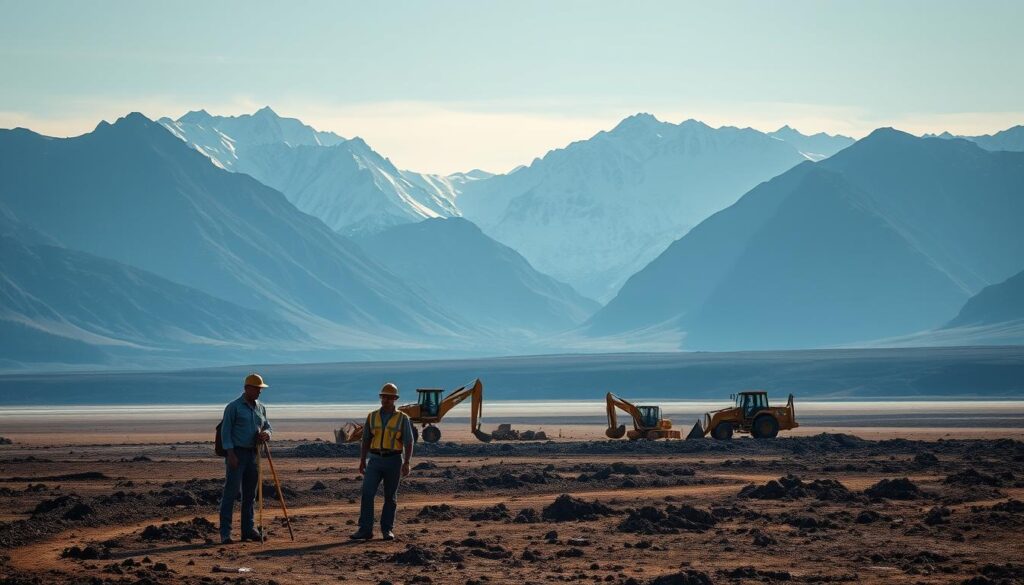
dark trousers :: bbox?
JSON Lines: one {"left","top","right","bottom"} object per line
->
{"left": 220, "top": 447, "right": 257, "bottom": 540}
{"left": 358, "top": 454, "right": 402, "bottom": 533}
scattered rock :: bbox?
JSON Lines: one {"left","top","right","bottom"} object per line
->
{"left": 647, "top": 569, "right": 714, "bottom": 584}
{"left": 513, "top": 508, "right": 539, "bottom": 523}
{"left": 542, "top": 494, "right": 615, "bottom": 522}
{"left": 469, "top": 503, "right": 510, "bottom": 521}
{"left": 739, "top": 475, "right": 853, "bottom": 501}
{"left": 865, "top": 478, "right": 923, "bottom": 500}
{"left": 418, "top": 504, "right": 457, "bottom": 521}
{"left": 140, "top": 517, "right": 217, "bottom": 543}
{"left": 387, "top": 544, "right": 437, "bottom": 566}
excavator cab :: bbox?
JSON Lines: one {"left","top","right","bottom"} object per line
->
{"left": 637, "top": 406, "right": 662, "bottom": 429}
{"left": 737, "top": 392, "right": 769, "bottom": 419}
{"left": 417, "top": 388, "right": 442, "bottom": 417}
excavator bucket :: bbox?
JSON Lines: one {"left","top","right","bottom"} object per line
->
{"left": 685, "top": 419, "right": 705, "bottom": 440}
{"left": 334, "top": 422, "right": 363, "bottom": 444}
{"left": 473, "top": 426, "right": 493, "bottom": 443}
{"left": 606, "top": 425, "right": 627, "bottom": 439}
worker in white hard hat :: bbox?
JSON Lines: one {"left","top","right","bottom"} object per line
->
{"left": 351, "top": 382, "right": 414, "bottom": 541}
{"left": 218, "top": 373, "right": 273, "bottom": 544}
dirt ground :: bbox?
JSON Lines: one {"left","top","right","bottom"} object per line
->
{"left": 2, "top": 426, "right": 1023, "bottom": 585}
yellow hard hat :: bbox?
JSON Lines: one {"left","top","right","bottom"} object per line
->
{"left": 379, "top": 382, "right": 399, "bottom": 398}
{"left": 244, "top": 373, "right": 269, "bottom": 388}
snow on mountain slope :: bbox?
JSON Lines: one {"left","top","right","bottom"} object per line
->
{"left": 457, "top": 114, "right": 842, "bottom": 301}
{"left": 160, "top": 108, "right": 460, "bottom": 234}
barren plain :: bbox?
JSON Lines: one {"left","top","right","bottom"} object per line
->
{"left": 2, "top": 409, "right": 1023, "bottom": 585}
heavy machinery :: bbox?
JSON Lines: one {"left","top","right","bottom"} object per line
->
{"left": 334, "top": 378, "right": 492, "bottom": 444}
{"left": 605, "top": 392, "right": 682, "bottom": 440}
{"left": 687, "top": 391, "right": 798, "bottom": 440}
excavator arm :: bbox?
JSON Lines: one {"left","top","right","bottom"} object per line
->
{"left": 438, "top": 379, "right": 492, "bottom": 442}
{"left": 605, "top": 392, "right": 644, "bottom": 439}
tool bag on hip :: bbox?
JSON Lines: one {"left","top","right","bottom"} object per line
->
{"left": 214, "top": 422, "right": 227, "bottom": 457}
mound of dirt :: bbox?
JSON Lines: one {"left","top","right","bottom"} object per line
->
{"left": 32, "top": 495, "right": 81, "bottom": 516}
{"left": 647, "top": 569, "right": 714, "bottom": 585}
{"left": 719, "top": 567, "right": 792, "bottom": 581}
{"left": 140, "top": 517, "right": 216, "bottom": 543}
{"left": 388, "top": 545, "right": 437, "bottom": 566}
{"left": 542, "top": 494, "right": 615, "bottom": 522}
{"left": 62, "top": 503, "right": 94, "bottom": 520}
{"left": 468, "top": 503, "right": 510, "bottom": 522}
{"left": 966, "top": 563, "right": 1024, "bottom": 584}
{"left": 61, "top": 545, "right": 109, "bottom": 560}
{"left": 944, "top": 468, "right": 1006, "bottom": 487}
{"left": 417, "top": 504, "right": 457, "bottom": 521}
{"left": 739, "top": 475, "right": 853, "bottom": 501}
{"left": 513, "top": 508, "right": 540, "bottom": 523}
{"left": 617, "top": 505, "right": 716, "bottom": 534}
{"left": 865, "top": 478, "right": 923, "bottom": 500}
{"left": 412, "top": 461, "right": 437, "bottom": 470}
{"left": 913, "top": 452, "right": 940, "bottom": 467}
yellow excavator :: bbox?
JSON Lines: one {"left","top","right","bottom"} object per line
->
{"left": 687, "top": 391, "right": 798, "bottom": 440}
{"left": 334, "top": 378, "right": 492, "bottom": 444}
{"left": 605, "top": 392, "right": 681, "bottom": 440}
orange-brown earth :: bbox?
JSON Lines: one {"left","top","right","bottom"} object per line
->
{"left": 2, "top": 429, "right": 1023, "bottom": 585}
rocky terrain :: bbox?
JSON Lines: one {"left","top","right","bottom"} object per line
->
{"left": 1, "top": 434, "right": 1022, "bottom": 584}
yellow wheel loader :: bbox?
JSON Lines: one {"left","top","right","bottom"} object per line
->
{"left": 687, "top": 391, "right": 798, "bottom": 440}
{"left": 605, "top": 392, "right": 682, "bottom": 440}
{"left": 335, "top": 378, "right": 492, "bottom": 444}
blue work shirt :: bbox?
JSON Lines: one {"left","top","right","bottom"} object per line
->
{"left": 361, "top": 409, "right": 414, "bottom": 451}
{"left": 220, "top": 395, "right": 272, "bottom": 451}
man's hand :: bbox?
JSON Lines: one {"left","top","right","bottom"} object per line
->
{"left": 358, "top": 459, "right": 366, "bottom": 475}
{"left": 257, "top": 431, "right": 270, "bottom": 443}
{"left": 402, "top": 461, "right": 411, "bottom": 477}
{"left": 227, "top": 450, "right": 239, "bottom": 470}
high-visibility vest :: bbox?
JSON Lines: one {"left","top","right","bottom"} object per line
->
{"left": 368, "top": 409, "right": 407, "bottom": 451}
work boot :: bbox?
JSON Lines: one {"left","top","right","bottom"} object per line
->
{"left": 220, "top": 537, "right": 235, "bottom": 545}
{"left": 382, "top": 530, "right": 396, "bottom": 541}
{"left": 349, "top": 530, "right": 373, "bottom": 540}
{"left": 241, "top": 529, "right": 266, "bottom": 542}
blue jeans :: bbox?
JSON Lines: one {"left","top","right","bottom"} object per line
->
{"left": 220, "top": 447, "right": 258, "bottom": 540}
{"left": 358, "top": 454, "right": 402, "bottom": 533}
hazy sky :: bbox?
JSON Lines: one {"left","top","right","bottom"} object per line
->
{"left": 2, "top": 0, "right": 1022, "bottom": 173}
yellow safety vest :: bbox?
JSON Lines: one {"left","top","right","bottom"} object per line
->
{"left": 368, "top": 409, "right": 407, "bottom": 452}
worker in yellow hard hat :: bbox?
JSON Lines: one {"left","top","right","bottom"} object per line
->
{"left": 219, "top": 373, "right": 273, "bottom": 544}
{"left": 351, "top": 382, "right": 414, "bottom": 541}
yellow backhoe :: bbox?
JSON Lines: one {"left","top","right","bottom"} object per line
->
{"left": 334, "top": 378, "right": 491, "bottom": 444}
{"left": 687, "top": 391, "right": 798, "bottom": 440}
{"left": 605, "top": 392, "right": 681, "bottom": 440}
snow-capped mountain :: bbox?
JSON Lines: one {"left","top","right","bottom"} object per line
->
{"left": 457, "top": 114, "right": 853, "bottom": 301}
{"left": 159, "top": 108, "right": 460, "bottom": 234}
{"left": 587, "top": 129, "right": 1024, "bottom": 350}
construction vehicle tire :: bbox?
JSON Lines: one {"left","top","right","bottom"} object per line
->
{"left": 411, "top": 426, "right": 420, "bottom": 444}
{"left": 752, "top": 415, "right": 779, "bottom": 439}
{"left": 422, "top": 425, "right": 441, "bottom": 443}
{"left": 711, "top": 422, "right": 733, "bottom": 441}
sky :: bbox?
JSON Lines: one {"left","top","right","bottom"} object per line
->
{"left": 1, "top": 0, "right": 1022, "bottom": 174}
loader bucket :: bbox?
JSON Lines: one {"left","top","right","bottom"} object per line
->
{"left": 685, "top": 419, "right": 705, "bottom": 440}
{"left": 606, "top": 425, "right": 627, "bottom": 439}
{"left": 335, "top": 422, "right": 362, "bottom": 444}
{"left": 473, "top": 426, "right": 493, "bottom": 443}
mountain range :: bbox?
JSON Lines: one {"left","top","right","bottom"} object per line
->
{"left": 0, "top": 114, "right": 481, "bottom": 365}
{"left": 159, "top": 108, "right": 460, "bottom": 234}
{"left": 456, "top": 114, "right": 854, "bottom": 301}
{"left": 586, "top": 130, "right": 1024, "bottom": 349}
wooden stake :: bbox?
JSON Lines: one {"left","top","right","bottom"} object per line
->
{"left": 262, "top": 442, "right": 295, "bottom": 541}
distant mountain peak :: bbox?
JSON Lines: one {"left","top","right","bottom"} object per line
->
{"left": 611, "top": 112, "right": 665, "bottom": 133}
{"left": 254, "top": 105, "right": 278, "bottom": 118}
{"left": 180, "top": 109, "right": 213, "bottom": 123}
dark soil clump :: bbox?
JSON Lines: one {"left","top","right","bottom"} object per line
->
{"left": 417, "top": 504, "right": 457, "bottom": 521}
{"left": 542, "top": 494, "right": 615, "bottom": 521}
{"left": 388, "top": 545, "right": 437, "bottom": 566}
{"left": 468, "top": 503, "right": 510, "bottom": 521}
{"left": 739, "top": 475, "right": 853, "bottom": 501}
{"left": 865, "top": 478, "right": 923, "bottom": 500}
{"left": 647, "top": 569, "right": 714, "bottom": 585}
{"left": 140, "top": 517, "right": 216, "bottom": 543}
{"left": 618, "top": 505, "right": 716, "bottom": 534}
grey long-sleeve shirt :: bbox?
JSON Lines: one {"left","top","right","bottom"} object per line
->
{"left": 220, "top": 395, "right": 272, "bottom": 451}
